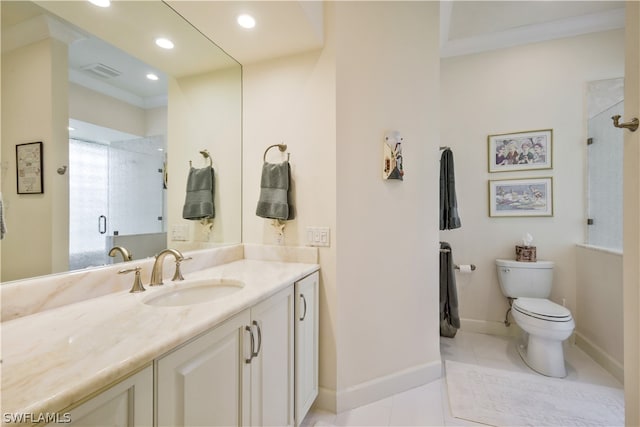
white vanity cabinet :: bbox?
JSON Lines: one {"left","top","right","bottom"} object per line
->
{"left": 155, "top": 310, "right": 251, "bottom": 426}
{"left": 48, "top": 366, "right": 153, "bottom": 426}
{"left": 294, "top": 271, "right": 319, "bottom": 425}
{"left": 155, "top": 286, "right": 294, "bottom": 427}
{"left": 248, "top": 285, "right": 295, "bottom": 426}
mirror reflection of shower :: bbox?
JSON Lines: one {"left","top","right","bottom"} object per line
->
{"left": 69, "top": 120, "right": 167, "bottom": 270}
{"left": 66, "top": 18, "right": 169, "bottom": 270}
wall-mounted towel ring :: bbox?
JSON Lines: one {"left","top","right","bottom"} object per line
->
{"left": 263, "top": 143, "right": 290, "bottom": 162}
{"left": 190, "top": 149, "right": 213, "bottom": 168}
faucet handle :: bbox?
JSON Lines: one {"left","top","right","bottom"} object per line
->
{"left": 119, "top": 267, "right": 146, "bottom": 293}
{"left": 172, "top": 257, "right": 192, "bottom": 281}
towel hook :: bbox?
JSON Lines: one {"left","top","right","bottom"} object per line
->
{"left": 611, "top": 115, "right": 639, "bottom": 132}
{"left": 263, "top": 143, "right": 290, "bottom": 163}
{"left": 189, "top": 149, "right": 213, "bottom": 168}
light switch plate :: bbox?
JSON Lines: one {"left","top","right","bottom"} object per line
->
{"left": 171, "top": 224, "right": 189, "bottom": 241}
{"left": 306, "top": 226, "right": 330, "bottom": 247}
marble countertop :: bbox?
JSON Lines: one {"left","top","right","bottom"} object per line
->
{"left": 1, "top": 259, "right": 319, "bottom": 423}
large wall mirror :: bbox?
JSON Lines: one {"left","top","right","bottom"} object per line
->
{"left": 1, "top": 1, "right": 242, "bottom": 282}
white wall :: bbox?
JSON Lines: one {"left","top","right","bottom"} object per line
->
{"left": 1, "top": 38, "right": 69, "bottom": 281}
{"left": 440, "top": 30, "right": 624, "bottom": 331}
{"left": 69, "top": 83, "right": 146, "bottom": 137}
{"left": 167, "top": 67, "right": 242, "bottom": 245}
{"left": 333, "top": 1, "right": 441, "bottom": 411}
{"left": 623, "top": 2, "right": 640, "bottom": 423}
{"left": 575, "top": 245, "right": 623, "bottom": 381}
{"left": 242, "top": 47, "right": 338, "bottom": 407}
{"left": 243, "top": 1, "right": 441, "bottom": 413}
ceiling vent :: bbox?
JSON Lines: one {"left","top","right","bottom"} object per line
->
{"left": 81, "top": 63, "right": 122, "bottom": 79}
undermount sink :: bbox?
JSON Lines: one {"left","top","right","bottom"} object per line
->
{"left": 143, "top": 278, "right": 245, "bottom": 307}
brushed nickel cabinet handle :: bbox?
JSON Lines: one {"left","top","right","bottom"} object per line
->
{"left": 299, "top": 294, "right": 307, "bottom": 321}
{"left": 245, "top": 325, "right": 255, "bottom": 364}
{"left": 252, "top": 320, "right": 262, "bottom": 358}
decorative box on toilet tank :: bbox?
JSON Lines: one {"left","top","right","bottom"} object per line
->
{"left": 515, "top": 245, "right": 537, "bottom": 262}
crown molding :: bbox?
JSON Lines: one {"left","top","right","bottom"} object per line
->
{"left": 441, "top": 7, "right": 625, "bottom": 58}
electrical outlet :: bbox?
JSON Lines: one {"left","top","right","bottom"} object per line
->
{"left": 306, "top": 226, "right": 330, "bottom": 247}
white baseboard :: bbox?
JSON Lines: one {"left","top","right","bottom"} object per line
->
{"left": 314, "top": 360, "right": 442, "bottom": 414}
{"left": 314, "top": 386, "right": 337, "bottom": 414}
{"left": 574, "top": 332, "right": 624, "bottom": 384}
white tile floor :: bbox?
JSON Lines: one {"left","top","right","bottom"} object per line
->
{"left": 301, "top": 330, "right": 623, "bottom": 426}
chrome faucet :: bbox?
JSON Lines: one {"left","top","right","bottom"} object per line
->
{"left": 109, "top": 246, "right": 132, "bottom": 262}
{"left": 149, "top": 248, "right": 184, "bottom": 286}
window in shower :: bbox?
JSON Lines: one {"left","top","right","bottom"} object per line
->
{"left": 586, "top": 78, "right": 623, "bottom": 251}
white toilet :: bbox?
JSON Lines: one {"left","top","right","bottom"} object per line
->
{"left": 496, "top": 259, "right": 575, "bottom": 378}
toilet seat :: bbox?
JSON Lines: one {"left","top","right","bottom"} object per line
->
{"left": 513, "top": 297, "right": 572, "bottom": 322}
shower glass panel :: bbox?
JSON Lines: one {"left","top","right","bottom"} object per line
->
{"left": 69, "top": 139, "right": 109, "bottom": 269}
{"left": 587, "top": 99, "right": 623, "bottom": 251}
{"left": 108, "top": 136, "right": 166, "bottom": 236}
{"left": 69, "top": 137, "right": 166, "bottom": 270}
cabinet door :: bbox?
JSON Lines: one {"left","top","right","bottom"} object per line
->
{"left": 156, "top": 310, "right": 251, "bottom": 427}
{"left": 249, "top": 286, "right": 294, "bottom": 426}
{"left": 294, "top": 272, "right": 319, "bottom": 426}
{"left": 49, "top": 365, "right": 153, "bottom": 427}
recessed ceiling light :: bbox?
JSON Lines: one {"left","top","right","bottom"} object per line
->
{"left": 88, "top": 0, "right": 111, "bottom": 7}
{"left": 155, "top": 38, "right": 174, "bottom": 50}
{"left": 237, "top": 14, "right": 256, "bottom": 29}
{"left": 146, "top": 73, "right": 159, "bottom": 81}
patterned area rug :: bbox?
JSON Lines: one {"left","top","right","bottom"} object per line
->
{"left": 445, "top": 360, "right": 624, "bottom": 427}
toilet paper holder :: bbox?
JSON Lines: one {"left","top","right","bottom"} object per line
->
{"left": 439, "top": 248, "right": 475, "bottom": 271}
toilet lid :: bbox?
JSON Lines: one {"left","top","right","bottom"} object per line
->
{"left": 513, "top": 297, "right": 572, "bottom": 322}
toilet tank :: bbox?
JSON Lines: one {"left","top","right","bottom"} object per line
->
{"left": 496, "top": 259, "right": 554, "bottom": 298}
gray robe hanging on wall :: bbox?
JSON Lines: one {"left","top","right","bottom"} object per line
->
{"left": 440, "top": 148, "right": 462, "bottom": 230}
{"left": 440, "top": 241, "right": 460, "bottom": 338}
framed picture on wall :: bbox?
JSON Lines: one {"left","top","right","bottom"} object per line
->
{"left": 16, "top": 141, "right": 43, "bottom": 194}
{"left": 488, "top": 129, "right": 552, "bottom": 172}
{"left": 488, "top": 177, "right": 553, "bottom": 217}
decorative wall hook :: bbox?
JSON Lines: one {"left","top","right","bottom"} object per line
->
{"left": 271, "top": 218, "right": 286, "bottom": 235}
{"left": 383, "top": 131, "right": 404, "bottom": 180}
{"left": 57, "top": 165, "right": 68, "bottom": 175}
{"left": 611, "top": 115, "right": 639, "bottom": 132}
{"left": 199, "top": 217, "right": 214, "bottom": 239}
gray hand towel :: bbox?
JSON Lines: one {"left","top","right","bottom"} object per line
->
{"left": 256, "top": 161, "right": 295, "bottom": 220}
{"left": 440, "top": 241, "right": 460, "bottom": 338}
{"left": 440, "top": 149, "right": 462, "bottom": 230}
{"left": 182, "top": 166, "right": 215, "bottom": 220}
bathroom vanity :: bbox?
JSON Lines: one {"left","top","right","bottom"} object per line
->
{"left": 1, "top": 244, "right": 319, "bottom": 427}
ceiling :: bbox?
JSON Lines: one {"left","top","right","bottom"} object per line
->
{"left": 1, "top": 0, "right": 626, "bottom": 109}
{"left": 1, "top": 1, "right": 171, "bottom": 109}
{"left": 166, "top": 1, "right": 324, "bottom": 65}
{"left": 168, "top": 1, "right": 625, "bottom": 63}
{"left": 441, "top": 1, "right": 625, "bottom": 58}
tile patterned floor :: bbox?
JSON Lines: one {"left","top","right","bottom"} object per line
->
{"left": 301, "top": 331, "right": 623, "bottom": 426}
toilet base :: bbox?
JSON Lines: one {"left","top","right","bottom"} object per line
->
{"left": 518, "top": 332, "right": 567, "bottom": 378}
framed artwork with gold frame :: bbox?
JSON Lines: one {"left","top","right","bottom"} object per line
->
{"left": 488, "top": 129, "right": 552, "bottom": 172}
{"left": 489, "top": 177, "right": 553, "bottom": 217}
